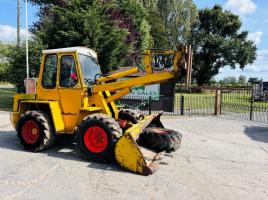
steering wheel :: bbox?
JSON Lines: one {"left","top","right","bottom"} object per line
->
{"left": 84, "top": 78, "right": 94, "bottom": 86}
{"left": 94, "top": 74, "right": 103, "bottom": 82}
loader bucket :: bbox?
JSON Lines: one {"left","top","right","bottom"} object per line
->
{"left": 114, "top": 112, "right": 164, "bottom": 175}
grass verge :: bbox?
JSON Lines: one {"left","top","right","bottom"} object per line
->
{"left": 0, "top": 88, "right": 16, "bottom": 111}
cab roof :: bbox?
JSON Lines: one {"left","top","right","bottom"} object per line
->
{"left": 42, "top": 47, "right": 98, "bottom": 59}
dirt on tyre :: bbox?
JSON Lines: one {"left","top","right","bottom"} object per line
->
{"left": 17, "top": 110, "right": 55, "bottom": 152}
{"left": 76, "top": 113, "right": 122, "bottom": 163}
{"left": 118, "top": 109, "right": 143, "bottom": 124}
{"left": 137, "top": 127, "right": 182, "bottom": 153}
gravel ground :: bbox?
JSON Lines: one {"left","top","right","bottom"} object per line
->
{"left": 0, "top": 111, "right": 268, "bottom": 200}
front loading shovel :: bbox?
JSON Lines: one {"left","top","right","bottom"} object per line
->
{"left": 114, "top": 113, "right": 165, "bottom": 175}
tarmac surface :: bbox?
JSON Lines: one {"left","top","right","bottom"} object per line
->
{"left": 0, "top": 111, "right": 268, "bottom": 200}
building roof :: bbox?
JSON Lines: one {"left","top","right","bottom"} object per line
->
{"left": 42, "top": 47, "right": 98, "bottom": 59}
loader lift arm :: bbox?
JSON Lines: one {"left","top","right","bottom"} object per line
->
{"left": 93, "top": 46, "right": 192, "bottom": 102}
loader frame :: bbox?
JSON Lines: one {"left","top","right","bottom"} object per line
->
{"left": 10, "top": 46, "right": 191, "bottom": 175}
{"left": 11, "top": 46, "right": 191, "bottom": 134}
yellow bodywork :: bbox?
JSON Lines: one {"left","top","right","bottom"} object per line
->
{"left": 11, "top": 94, "right": 65, "bottom": 132}
{"left": 11, "top": 46, "right": 190, "bottom": 175}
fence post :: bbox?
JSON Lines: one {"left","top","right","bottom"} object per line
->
{"left": 219, "top": 89, "right": 222, "bottom": 115}
{"left": 250, "top": 87, "right": 254, "bottom": 120}
{"left": 180, "top": 95, "right": 184, "bottom": 115}
{"left": 149, "top": 96, "right": 152, "bottom": 115}
{"left": 214, "top": 88, "right": 221, "bottom": 115}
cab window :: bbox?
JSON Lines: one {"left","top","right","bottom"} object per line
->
{"left": 60, "top": 55, "right": 78, "bottom": 87}
{"left": 42, "top": 54, "right": 57, "bottom": 89}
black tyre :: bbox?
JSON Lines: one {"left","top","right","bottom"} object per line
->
{"left": 118, "top": 109, "right": 143, "bottom": 124}
{"left": 137, "top": 128, "right": 182, "bottom": 153}
{"left": 17, "top": 110, "right": 55, "bottom": 152}
{"left": 76, "top": 113, "right": 122, "bottom": 163}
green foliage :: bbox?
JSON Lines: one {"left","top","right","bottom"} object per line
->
{"left": 30, "top": 0, "right": 68, "bottom": 6}
{"left": 28, "top": 0, "right": 198, "bottom": 74}
{"left": 139, "top": 0, "right": 198, "bottom": 49}
{"left": 218, "top": 76, "right": 248, "bottom": 86}
{"left": 0, "top": 42, "right": 14, "bottom": 82}
{"left": 219, "top": 76, "right": 238, "bottom": 86}
{"left": 146, "top": 9, "right": 168, "bottom": 48}
{"left": 217, "top": 75, "right": 247, "bottom": 86}
{"left": 156, "top": 0, "right": 198, "bottom": 49}
{"left": 0, "top": 88, "right": 16, "bottom": 111}
{"left": 5, "top": 1, "right": 258, "bottom": 90}
{"left": 209, "top": 78, "right": 218, "bottom": 85}
{"left": 31, "top": 0, "right": 152, "bottom": 72}
{"left": 238, "top": 75, "right": 247, "bottom": 85}
{"left": 190, "top": 5, "right": 257, "bottom": 85}
{"left": 7, "top": 38, "right": 44, "bottom": 92}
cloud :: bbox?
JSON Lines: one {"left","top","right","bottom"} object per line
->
{"left": 240, "top": 49, "right": 268, "bottom": 74}
{"left": 257, "top": 49, "right": 268, "bottom": 61}
{"left": 0, "top": 24, "right": 26, "bottom": 43}
{"left": 248, "top": 31, "right": 263, "bottom": 44}
{"left": 224, "top": 0, "right": 257, "bottom": 15}
{"left": 216, "top": 48, "right": 268, "bottom": 80}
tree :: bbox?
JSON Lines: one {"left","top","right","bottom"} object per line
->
{"left": 146, "top": 8, "right": 169, "bottom": 49}
{"left": 219, "top": 76, "right": 237, "bottom": 86}
{"left": 8, "top": 0, "right": 153, "bottom": 91}
{"left": 0, "top": 42, "right": 14, "bottom": 82}
{"left": 156, "top": 0, "right": 198, "bottom": 49}
{"left": 209, "top": 77, "right": 218, "bottom": 85}
{"left": 228, "top": 77, "right": 237, "bottom": 85}
{"left": 7, "top": 38, "right": 44, "bottom": 92}
{"left": 190, "top": 5, "right": 257, "bottom": 85}
{"left": 238, "top": 75, "right": 247, "bottom": 85}
{"left": 139, "top": 0, "right": 198, "bottom": 49}
{"left": 31, "top": 0, "right": 152, "bottom": 72}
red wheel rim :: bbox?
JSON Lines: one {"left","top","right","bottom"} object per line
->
{"left": 84, "top": 126, "right": 108, "bottom": 153}
{"left": 22, "top": 120, "right": 40, "bottom": 144}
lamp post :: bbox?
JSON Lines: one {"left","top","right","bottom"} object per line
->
{"left": 24, "top": 0, "right": 35, "bottom": 95}
{"left": 26, "top": 0, "right": 29, "bottom": 79}
{"left": 17, "top": 0, "right": 20, "bottom": 47}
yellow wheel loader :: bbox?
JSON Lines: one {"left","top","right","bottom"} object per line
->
{"left": 10, "top": 46, "right": 192, "bottom": 175}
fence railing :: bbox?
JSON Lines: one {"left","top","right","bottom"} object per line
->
{"left": 221, "top": 88, "right": 268, "bottom": 124}
{"left": 117, "top": 86, "right": 268, "bottom": 124}
{"left": 117, "top": 93, "right": 216, "bottom": 116}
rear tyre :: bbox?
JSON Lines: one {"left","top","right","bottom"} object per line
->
{"left": 76, "top": 113, "right": 122, "bottom": 163}
{"left": 17, "top": 110, "right": 55, "bottom": 152}
{"left": 118, "top": 109, "right": 143, "bottom": 124}
{"left": 137, "top": 128, "right": 182, "bottom": 153}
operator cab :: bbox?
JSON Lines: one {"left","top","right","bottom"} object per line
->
{"left": 78, "top": 52, "right": 102, "bottom": 86}
{"left": 42, "top": 47, "right": 102, "bottom": 88}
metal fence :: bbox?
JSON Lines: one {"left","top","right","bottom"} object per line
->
{"left": 117, "top": 86, "right": 268, "bottom": 124}
{"left": 221, "top": 88, "right": 268, "bottom": 124}
{"left": 117, "top": 93, "right": 216, "bottom": 116}
{"left": 180, "top": 94, "right": 215, "bottom": 115}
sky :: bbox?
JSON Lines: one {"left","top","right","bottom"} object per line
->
{"left": 0, "top": 0, "right": 267, "bottom": 81}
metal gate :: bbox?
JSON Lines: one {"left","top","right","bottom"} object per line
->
{"left": 221, "top": 87, "right": 268, "bottom": 124}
